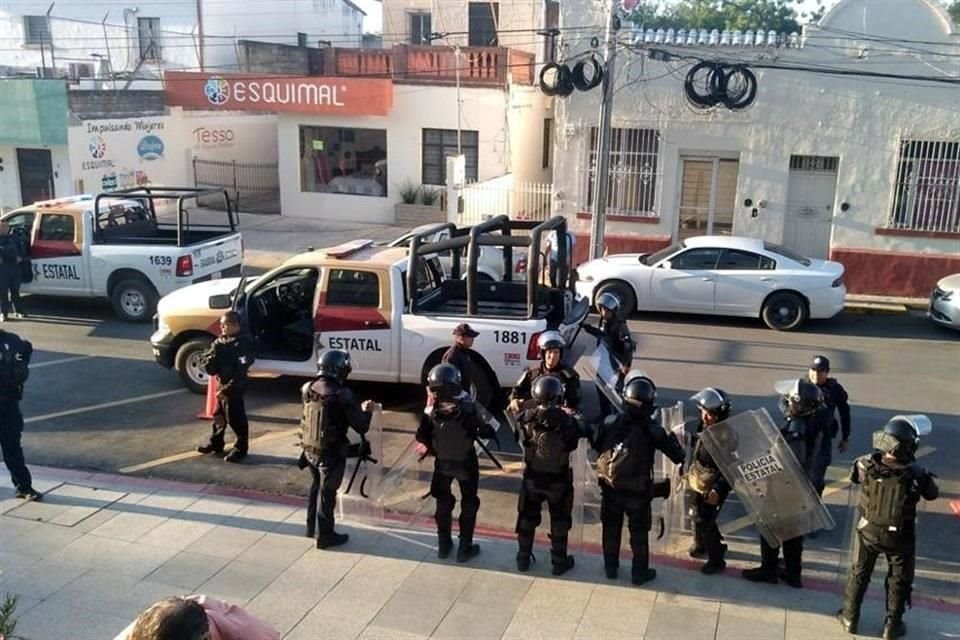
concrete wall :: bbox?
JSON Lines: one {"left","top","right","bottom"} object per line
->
{"left": 69, "top": 91, "right": 167, "bottom": 119}
{"left": 554, "top": 0, "right": 960, "bottom": 282}
{"left": 278, "top": 83, "right": 518, "bottom": 223}
{"left": 0, "top": 144, "right": 71, "bottom": 211}
{"left": 382, "top": 0, "right": 546, "bottom": 55}
{"left": 508, "top": 86, "right": 553, "bottom": 184}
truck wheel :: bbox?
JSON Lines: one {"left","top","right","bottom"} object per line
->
{"left": 111, "top": 278, "right": 158, "bottom": 323}
{"left": 175, "top": 337, "right": 214, "bottom": 394}
{"left": 470, "top": 365, "right": 500, "bottom": 410}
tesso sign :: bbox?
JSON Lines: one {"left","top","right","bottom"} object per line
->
{"left": 193, "top": 127, "right": 234, "bottom": 145}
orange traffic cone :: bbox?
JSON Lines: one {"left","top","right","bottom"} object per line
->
{"left": 197, "top": 375, "right": 219, "bottom": 420}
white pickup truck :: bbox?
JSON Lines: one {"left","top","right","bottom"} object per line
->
{"left": 151, "top": 216, "right": 586, "bottom": 406}
{"left": 2, "top": 187, "right": 243, "bottom": 322}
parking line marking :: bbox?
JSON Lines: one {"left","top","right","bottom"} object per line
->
{"left": 720, "top": 446, "right": 937, "bottom": 536}
{"left": 29, "top": 356, "right": 94, "bottom": 369}
{"left": 118, "top": 427, "right": 301, "bottom": 474}
{"left": 25, "top": 389, "right": 187, "bottom": 424}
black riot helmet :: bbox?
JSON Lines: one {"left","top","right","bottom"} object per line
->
{"left": 532, "top": 374, "right": 565, "bottom": 408}
{"left": 690, "top": 387, "right": 732, "bottom": 421}
{"left": 777, "top": 378, "right": 823, "bottom": 419}
{"left": 596, "top": 292, "right": 621, "bottom": 316}
{"left": 623, "top": 376, "right": 657, "bottom": 418}
{"left": 317, "top": 349, "right": 352, "bottom": 382}
{"left": 427, "top": 363, "right": 462, "bottom": 400}
{"left": 873, "top": 415, "right": 931, "bottom": 463}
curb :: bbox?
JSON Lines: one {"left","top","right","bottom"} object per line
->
{"left": 843, "top": 303, "right": 909, "bottom": 316}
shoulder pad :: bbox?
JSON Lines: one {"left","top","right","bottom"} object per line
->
{"left": 460, "top": 398, "right": 478, "bottom": 415}
{"left": 338, "top": 385, "right": 354, "bottom": 403}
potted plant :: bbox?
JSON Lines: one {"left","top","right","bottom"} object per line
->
{"left": 394, "top": 182, "right": 446, "bottom": 225}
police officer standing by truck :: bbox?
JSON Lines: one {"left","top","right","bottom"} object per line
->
{"left": 685, "top": 387, "right": 733, "bottom": 574}
{"left": 807, "top": 355, "right": 853, "bottom": 497}
{"left": 442, "top": 324, "right": 479, "bottom": 397}
{"left": 415, "top": 363, "right": 495, "bottom": 563}
{"left": 197, "top": 312, "right": 256, "bottom": 463}
{"left": 514, "top": 375, "right": 583, "bottom": 576}
{"left": 593, "top": 376, "right": 685, "bottom": 585}
{"left": 0, "top": 327, "right": 40, "bottom": 501}
{"left": 299, "top": 349, "right": 375, "bottom": 549}
{"left": 509, "top": 331, "right": 581, "bottom": 413}
{"left": 837, "top": 415, "right": 939, "bottom": 640}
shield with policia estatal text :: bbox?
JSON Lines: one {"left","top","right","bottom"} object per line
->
{"left": 698, "top": 408, "right": 834, "bottom": 547}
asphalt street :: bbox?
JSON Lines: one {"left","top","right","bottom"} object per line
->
{"left": 6, "top": 294, "right": 960, "bottom": 606}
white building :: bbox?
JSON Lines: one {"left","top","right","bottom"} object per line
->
{"left": 0, "top": 0, "right": 364, "bottom": 84}
{"left": 554, "top": 0, "right": 960, "bottom": 297}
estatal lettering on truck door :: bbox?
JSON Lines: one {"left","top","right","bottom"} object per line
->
{"left": 313, "top": 291, "right": 390, "bottom": 351}
{"left": 33, "top": 263, "right": 82, "bottom": 281}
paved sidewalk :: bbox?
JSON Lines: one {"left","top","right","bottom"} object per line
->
{"left": 1, "top": 469, "right": 956, "bottom": 640}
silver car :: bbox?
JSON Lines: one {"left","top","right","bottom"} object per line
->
{"left": 928, "top": 273, "right": 960, "bottom": 329}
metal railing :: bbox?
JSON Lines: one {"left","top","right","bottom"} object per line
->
{"left": 580, "top": 126, "right": 662, "bottom": 218}
{"left": 887, "top": 138, "right": 960, "bottom": 234}
{"left": 192, "top": 158, "right": 280, "bottom": 215}
{"left": 460, "top": 177, "right": 553, "bottom": 225}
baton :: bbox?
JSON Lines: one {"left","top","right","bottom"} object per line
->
{"left": 475, "top": 436, "right": 504, "bottom": 470}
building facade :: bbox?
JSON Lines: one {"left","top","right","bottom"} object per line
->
{"left": 554, "top": 0, "right": 960, "bottom": 296}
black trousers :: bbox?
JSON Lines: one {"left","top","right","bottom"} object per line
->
{"left": 0, "top": 269, "right": 23, "bottom": 316}
{"left": 431, "top": 456, "right": 480, "bottom": 546}
{"left": 207, "top": 387, "right": 249, "bottom": 453}
{"left": 690, "top": 491, "right": 727, "bottom": 562}
{"left": 843, "top": 529, "right": 915, "bottom": 623}
{"left": 760, "top": 534, "right": 803, "bottom": 577}
{"left": 516, "top": 471, "right": 574, "bottom": 564}
{"left": 0, "top": 397, "right": 32, "bottom": 493}
{"left": 600, "top": 484, "right": 652, "bottom": 575}
{"left": 307, "top": 454, "right": 346, "bottom": 537}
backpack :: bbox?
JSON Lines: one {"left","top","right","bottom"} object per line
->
{"left": 301, "top": 392, "right": 340, "bottom": 456}
{"left": 432, "top": 404, "right": 474, "bottom": 462}
{"left": 596, "top": 425, "right": 651, "bottom": 491}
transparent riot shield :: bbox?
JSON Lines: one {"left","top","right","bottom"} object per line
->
{"left": 570, "top": 437, "right": 594, "bottom": 553}
{"left": 652, "top": 402, "right": 687, "bottom": 555}
{"left": 476, "top": 403, "right": 504, "bottom": 455}
{"left": 577, "top": 344, "right": 626, "bottom": 413}
{"left": 378, "top": 438, "right": 433, "bottom": 527}
{"left": 337, "top": 404, "right": 384, "bottom": 524}
{"left": 698, "top": 408, "right": 835, "bottom": 547}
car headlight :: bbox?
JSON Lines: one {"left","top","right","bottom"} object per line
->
{"left": 157, "top": 316, "right": 171, "bottom": 334}
{"left": 936, "top": 287, "right": 953, "bottom": 301}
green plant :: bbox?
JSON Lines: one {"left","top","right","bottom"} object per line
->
{"left": 419, "top": 185, "right": 441, "bottom": 206}
{"left": 398, "top": 180, "right": 419, "bottom": 204}
{"left": 0, "top": 593, "right": 20, "bottom": 639}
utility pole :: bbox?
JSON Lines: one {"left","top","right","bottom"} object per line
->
{"left": 455, "top": 44, "right": 462, "bottom": 154}
{"left": 589, "top": 0, "right": 620, "bottom": 261}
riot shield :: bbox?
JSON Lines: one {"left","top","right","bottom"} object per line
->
{"left": 337, "top": 404, "right": 384, "bottom": 524}
{"left": 577, "top": 344, "right": 628, "bottom": 413}
{"left": 571, "top": 434, "right": 601, "bottom": 554}
{"left": 652, "top": 402, "right": 688, "bottom": 554}
{"left": 378, "top": 438, "right": 433, "bottom": 526}
{"left": 698, "top": 408, "right": 835, "bottom": 547}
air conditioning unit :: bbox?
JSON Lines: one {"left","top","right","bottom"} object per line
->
{"left": 69, "top": 62, "right": 94, "bottom": 81}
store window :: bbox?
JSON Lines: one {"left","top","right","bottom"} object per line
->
{"left": 299, "top": 126, "right": 388, "bottom": 197}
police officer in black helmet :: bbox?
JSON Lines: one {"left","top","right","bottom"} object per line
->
{"left": 299, "top": 349, "right": 375, "bottom": 549}
{"left": 685, "top": 387, "right": 733, "bottom": 574}
{"left": 415, "top": 363, "right": 495, "bottom": 563}
{"left": 514, "top": 375, "right": 584, "bottom": 575}
{"left": 743, "top": 378, "right": 827, "bottom": 588}
{"left": 593, "top": 376, "right": 685, "bottom": 585}
{"left": 509, "top": 331, "right": 582, "bottom": 413}
{"left": 837, "top": 415, "right": 938, "bottom": 640}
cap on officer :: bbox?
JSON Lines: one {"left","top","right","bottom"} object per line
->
{"left": 810, "top": 355, "right": 831, "bottom": 372}
{"left": 453, "top": 323, "right": 480, "bottom": 338}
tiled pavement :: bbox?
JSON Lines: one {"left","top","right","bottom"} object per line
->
{"left": 0, "top": 469, "right": 956, "bottom": 640}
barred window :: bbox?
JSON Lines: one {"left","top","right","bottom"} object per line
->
{"left": 584, "top": 127, "right": 661, "bottom": 217}
{"left": 888, "top": 139, "right": 960, "bottom": 233}
{"left": 422, "top": 129, "right": 479, "bottom": 186}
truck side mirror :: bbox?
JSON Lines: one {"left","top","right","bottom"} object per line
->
{"left": 209, "top": 294, "right": 232, "bottom": 309}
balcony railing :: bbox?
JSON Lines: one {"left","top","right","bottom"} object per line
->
{"left": 320, "top": 45, "right": 535, "bottom": 88}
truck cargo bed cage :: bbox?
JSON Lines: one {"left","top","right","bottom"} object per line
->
{"left": 93, "top": 187, "right": 238, "bottom": 248}
{"left": 406, "top": 215, "right": 572, "bottom": 319}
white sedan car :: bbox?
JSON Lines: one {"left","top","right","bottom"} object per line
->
{"left": 575, "top": 236, "right": 846, "bottom": 330}
{"left": 387, "top": 224, "right": 527, "bottom": 281}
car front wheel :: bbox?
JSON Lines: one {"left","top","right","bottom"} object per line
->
{"left": 762, "top": 292, "right": 808, "bottom": 331}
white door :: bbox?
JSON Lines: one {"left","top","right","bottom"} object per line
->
{"left": 783, "top": 156, "right": 839, "bottom": 260}
{"left": 649, "top": 247, "right": 721, "bottom": 312}
{"left": 677, "top": 157, "right": 739, "bottom": 240}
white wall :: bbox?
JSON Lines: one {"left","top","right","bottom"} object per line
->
{"left": 554, "top": 0, "right": 960, "bottom": 255}
{"left": 0, "top": 144, "right": 71, "bottom": 211}
{"left": 279, "top": 83, "right": 517, "bottom": 222}
{"left": 382, "top": 0, "right": 546, "bottom": 55}
{"left": 507, "top": 86, "right": 552, "bottom": 183}
{"left": 183, "top": 111, "right": 279, "bottom": 163}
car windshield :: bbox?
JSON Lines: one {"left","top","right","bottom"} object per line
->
{"left": 763, "top": 242, "right": 812, "bottom": 266}
{"left": 643, "top": 242, "right": 684, "bottom": 266}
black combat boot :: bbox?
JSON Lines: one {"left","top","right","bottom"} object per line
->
{"left": 437, "top": 531, "right": 453, "bottom": 559}
{"left": 742, "top": 566, "right": 778, "bottom": 583}
{"left": 701, "top": 559, "right": 726, "bottom": 575}
{"left": 457, "top": 543, "right": 480, "bottom": 563}
{"left": 604, "top": 565, "right": 618, "bottom": 580}
{"left": 516, "top": 552, "right": 532, "bottom": 572}
{"left": 835, "top": 609, "right": 858, "bottom": 635}
{"left": 631, "top": 568, "right": 657, "bottom": 585}
{"left": 550, "top": 535, "right": 575, "bottom": 576}
{"left": 517, "top": 533, "right": 534, "bottom": 572}
{"left": 882, "top": 619, "right": 906, "bottom": 640}
{"left": 316, "top": 532, "right": 349, "bottom": 549}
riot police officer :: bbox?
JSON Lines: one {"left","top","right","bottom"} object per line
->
{"left": 299, "top": 349, "right": 375, "bottom": 548}
{"left": 197, "top": 312, "right": 256, "bottom": 463}
{"left": 743, "top": 378, "right": 827, "bottom": 588}
{"left": 583, "top": 293, "right": 635, "bottom": 416}
{"left": 837, "top": 416, "right": 938, "bottom": 640}
{"left": 515, "top": 375, "right": 583, "bottom": 575}
{"left": 685, "top": 387, "right": 733, "bottom": 574}
{"left": 509, "top": 331, "right": 582, "bottom": 412}
{"left": 807, "top": 355, "right": 852, "bottom": 497}
{"left": 415, "top": 363, "right": 495, "bottom": 563}
{"left": 593, "top": 376, "right": 685, "bottom": 585}
{"left": 0, "top": 328, "right": 40, "bottom": 501}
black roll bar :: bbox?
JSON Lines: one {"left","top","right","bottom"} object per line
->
{"left": 406, "top": 221, "right": 457, "bottom": 313}
{"left": 526, "top": 216, "right": 568, "bottom": 318}
{"left": 93, "top": 186, "right": 237, "bottom": 248}
{"left": 466, "top": 215, "right": 510, "bottom": 315}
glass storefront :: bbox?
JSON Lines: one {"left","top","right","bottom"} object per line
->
{"left": 299, "top": 125, "right": 387, "bottom": 197}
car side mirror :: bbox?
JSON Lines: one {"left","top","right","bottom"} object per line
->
{"left": 209, "top": 294, "right": 232, "bottom": 309}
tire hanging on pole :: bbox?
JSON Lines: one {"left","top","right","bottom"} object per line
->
{"left": 684, "top": 61, "right": 758, "bottom": 111}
